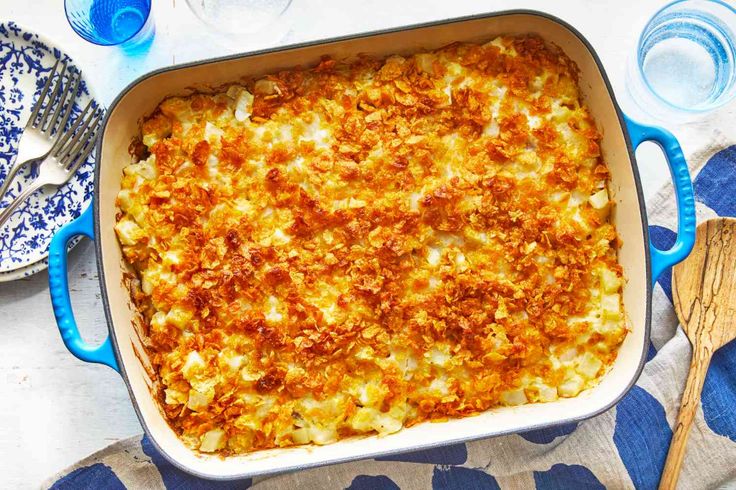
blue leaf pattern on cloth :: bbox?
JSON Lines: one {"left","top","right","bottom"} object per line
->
{"left": 519, "top": 422, "right": 578, "bottom": 444}
{"left": 140, "top": 435, "right": 249, "bottom": 489}
{"left": 347, "top": 475, "right": 401, "bottom": 490}
{"left": 431, "top": 466, "right": 500, "bottom": 490}
{"left": 532, "top": 463, "right": 605, "bottom": 490}
{"left": 693, "top": 145, "right": 736, "bottom": 217}
{"left": 702, "top": 332, "right": 736, "bottom": 443}
{"left": 376, "top": 443, "right": 467, "bottom": 465}
{"left": 49, "top": 463, "right": 125, "bottom": 490}
{"left": 613, "top": 386, "right": 671, "bottom": 490}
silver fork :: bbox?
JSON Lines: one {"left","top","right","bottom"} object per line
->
{"left": 0, "top": 101, "right": 102, "bottom": 229}
{"left": 0, "top": 59, "right": 82, "bottom": 202}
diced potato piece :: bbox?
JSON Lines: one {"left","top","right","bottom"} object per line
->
{"left": 149, "top": 311, "right": 166, "bottom": 332}
{"left": 123, "top": 161, "right": 156, "bottom": 180}
{"left": 589, "top": 188, "right": 609, "bottom": 209}
{"left": 351, "top": 407, "right": 377, "bottom": 432}
{"left": 358, "top": 381, "right": 387, "bottom": 407}
{"left": 227, "top": 432, "right": 255, "bottom": 452}
{"left": 292, "top": 428, "right": 310, "bottom": 445}
{"left": 114, "top": 218, "right": 144, "bottom": 246}
{"left": 234, "top": 414, "right": 260, "bottom": 431}
{"left": 372, "top": 413, "right": 403, "bottom": 435}
{"left": 182, "top": 351, "right": 205, "bottom": 380}
{"left": 601, "top": 293, "right": 621, "bottom": 320}
{"left": 571, "top": 209, "right": 592, "bottom": 233}
{"left": 427, "top": 377, "right": 449, "bottom": 395}
{"left": 558, "top": 347, "right": 578, "bottom": 363}
{"left": 204, "top": 121, "right": 224, "bottom": 142}
{"left": 254, "top": 79, "right": 279, "bottom": 95}
{"left": 350, "top": 406, "right": 403, "bottom": 435}
{"left": 166, "top": 306, "right": 193, "bottom": 329}
{"left": 308, "top": 426, "right": 338, "bottom": 445}
{"left": 117, "top": 189, "right": 133, "bottom": 211}
{"left": 200, "top": 429, "right": 226, "bottom": 452}
{"left": 226, "top": 85, "right": 242, "bottom": 99}
{"left": 500, "top": 388, "right": 528, "bottom": 406}
{"left": 576, "top": 352, "right": 603, "bottom": 379}
{"left": 142, "top": 133, "right": 159, "bottom": 148}
{"left": 415, "top": 53, "right": 435, "bottom": 74}
{"left": 427, "top": 247, "right": 441, "bottom": 266}
{"left": 483, "top": 119, "right": 500, "bottom": 137}
{"left": 427, "top": 345, "right": 451, "bottom": 367}
{"left": 600, "top": 268, "right": 622, "bottom": 294}
{"left": 240, "top": 367, "right": 260, "bottom": 382}
{"left": 537, "top": 384, "right": 558, "bottom": 403}
{"left": 140, "top": 270, "right": 154, "bottom": 295}
{"left": 165, "top": 388, "right": 187, "bottom": 405}
{"left": 187, "top": 389, "right": 211, "bottom": 411}
{"left": 127, "top": 202, "right": 146, "bottom": 225}
{"left": 348, "top": 197, "right": 366, "bottom": 209}
{"left": 162, "top": 250, "right": 182, "bottom": 267}
{"left": 224, "top": 354, "right": 243, "bottom": 371}
{"left": 234, "top": 90, "right": 254, "bottom": 122}
{"left": 454, "top": 252, "right": 468, "bottom": 272}
{"left": 558, "top": 373, "right": 584, "bottom": 397}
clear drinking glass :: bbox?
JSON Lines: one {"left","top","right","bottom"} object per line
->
{"left": 626, "top": 0, "right": 736, "bottom": 120}
{"left": 185, "top": 0, "right": 293, "bottom": 49}
{"left": 65, "top": 0, "right": 154, "bottom": 52}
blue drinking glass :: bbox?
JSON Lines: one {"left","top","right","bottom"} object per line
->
{"left": 65, "top": 0, "right": 154, "bottom": 51}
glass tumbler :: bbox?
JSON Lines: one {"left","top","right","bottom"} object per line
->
{"left": 185, "top": 0, "right": 293, "bottom": 49}
{"left": 65, "top": 0, "right": 154, "bottom": 51}
{"left": 626, "top": 0, "right": 736, "bottom": 120}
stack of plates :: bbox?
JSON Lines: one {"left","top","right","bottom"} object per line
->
{"left": 0, "top": 21, "right": 97, "bottom": 281}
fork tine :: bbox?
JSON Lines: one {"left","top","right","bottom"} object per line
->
{"left": 48, "top": 72, "right": 82, "bottom": 154}
{"left": 47, "top": 67, "right": 79, "bottom": 137}
{"left": 62, "top": 110, "right": 102, "bottom": 167}
{"left": 52, "top": 100, "right": 94, "bottom": 157}
{"left": 65, "top": 131, "right": 100, "bottom": 179}
{"left": 26, "top": 58, "right": 60, "bottom": 130}
{"left": 57, "top": 107, "right": 100, "bottom": 164}
{"left": 37, "top": 61, "right": 67, "bottom": 132}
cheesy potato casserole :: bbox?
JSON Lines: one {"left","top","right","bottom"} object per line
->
{"left": 115, "top": 36, "right": 626, "bottom": 455}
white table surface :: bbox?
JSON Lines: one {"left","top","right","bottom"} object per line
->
{"left": 0, "top": 0, "right": 702, "bottom": 487}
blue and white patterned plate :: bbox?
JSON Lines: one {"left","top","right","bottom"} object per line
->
{"left": 0, "top": 21, "right": 97, "bottom": 281}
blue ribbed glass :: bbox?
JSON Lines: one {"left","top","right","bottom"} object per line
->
{"left": 65, "top": 0, "right": 154, "bottom": 51}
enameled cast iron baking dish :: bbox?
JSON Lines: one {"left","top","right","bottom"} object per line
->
{"left": 48, "top": 10, "right": 697, "bottom": 480}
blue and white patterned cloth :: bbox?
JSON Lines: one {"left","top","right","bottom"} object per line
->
{"left": 46, "top": 133, "right": 736, "bottom": 489}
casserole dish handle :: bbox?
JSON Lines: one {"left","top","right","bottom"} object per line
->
{"left": 624, "top": 116, "right": 697, "bottom": 283}
{"left": 48, "top": 204, "right": 119, "bottom": 371}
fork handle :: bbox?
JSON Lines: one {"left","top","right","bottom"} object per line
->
{"left": 0, "top": 158, "right": 35, "bottom": 205}
{"left": 0, "top": 180, "right": 44, "bottom": 229}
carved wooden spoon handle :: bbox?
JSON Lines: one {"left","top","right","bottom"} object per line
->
{"left": 659, "top": 345, "right": 713, "bottom": 490}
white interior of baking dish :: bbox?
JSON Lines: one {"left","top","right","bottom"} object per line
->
{"left": 96, "top": 12, "right": 648, "bottom": 479}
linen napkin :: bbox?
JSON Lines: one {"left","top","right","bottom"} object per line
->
{"left": 44, "top": 126, "right": 736, "bottom": 489}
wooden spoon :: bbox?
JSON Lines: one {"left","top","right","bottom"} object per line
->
{"left": 660, "top": 218, "right": 736, "bottom": 489}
